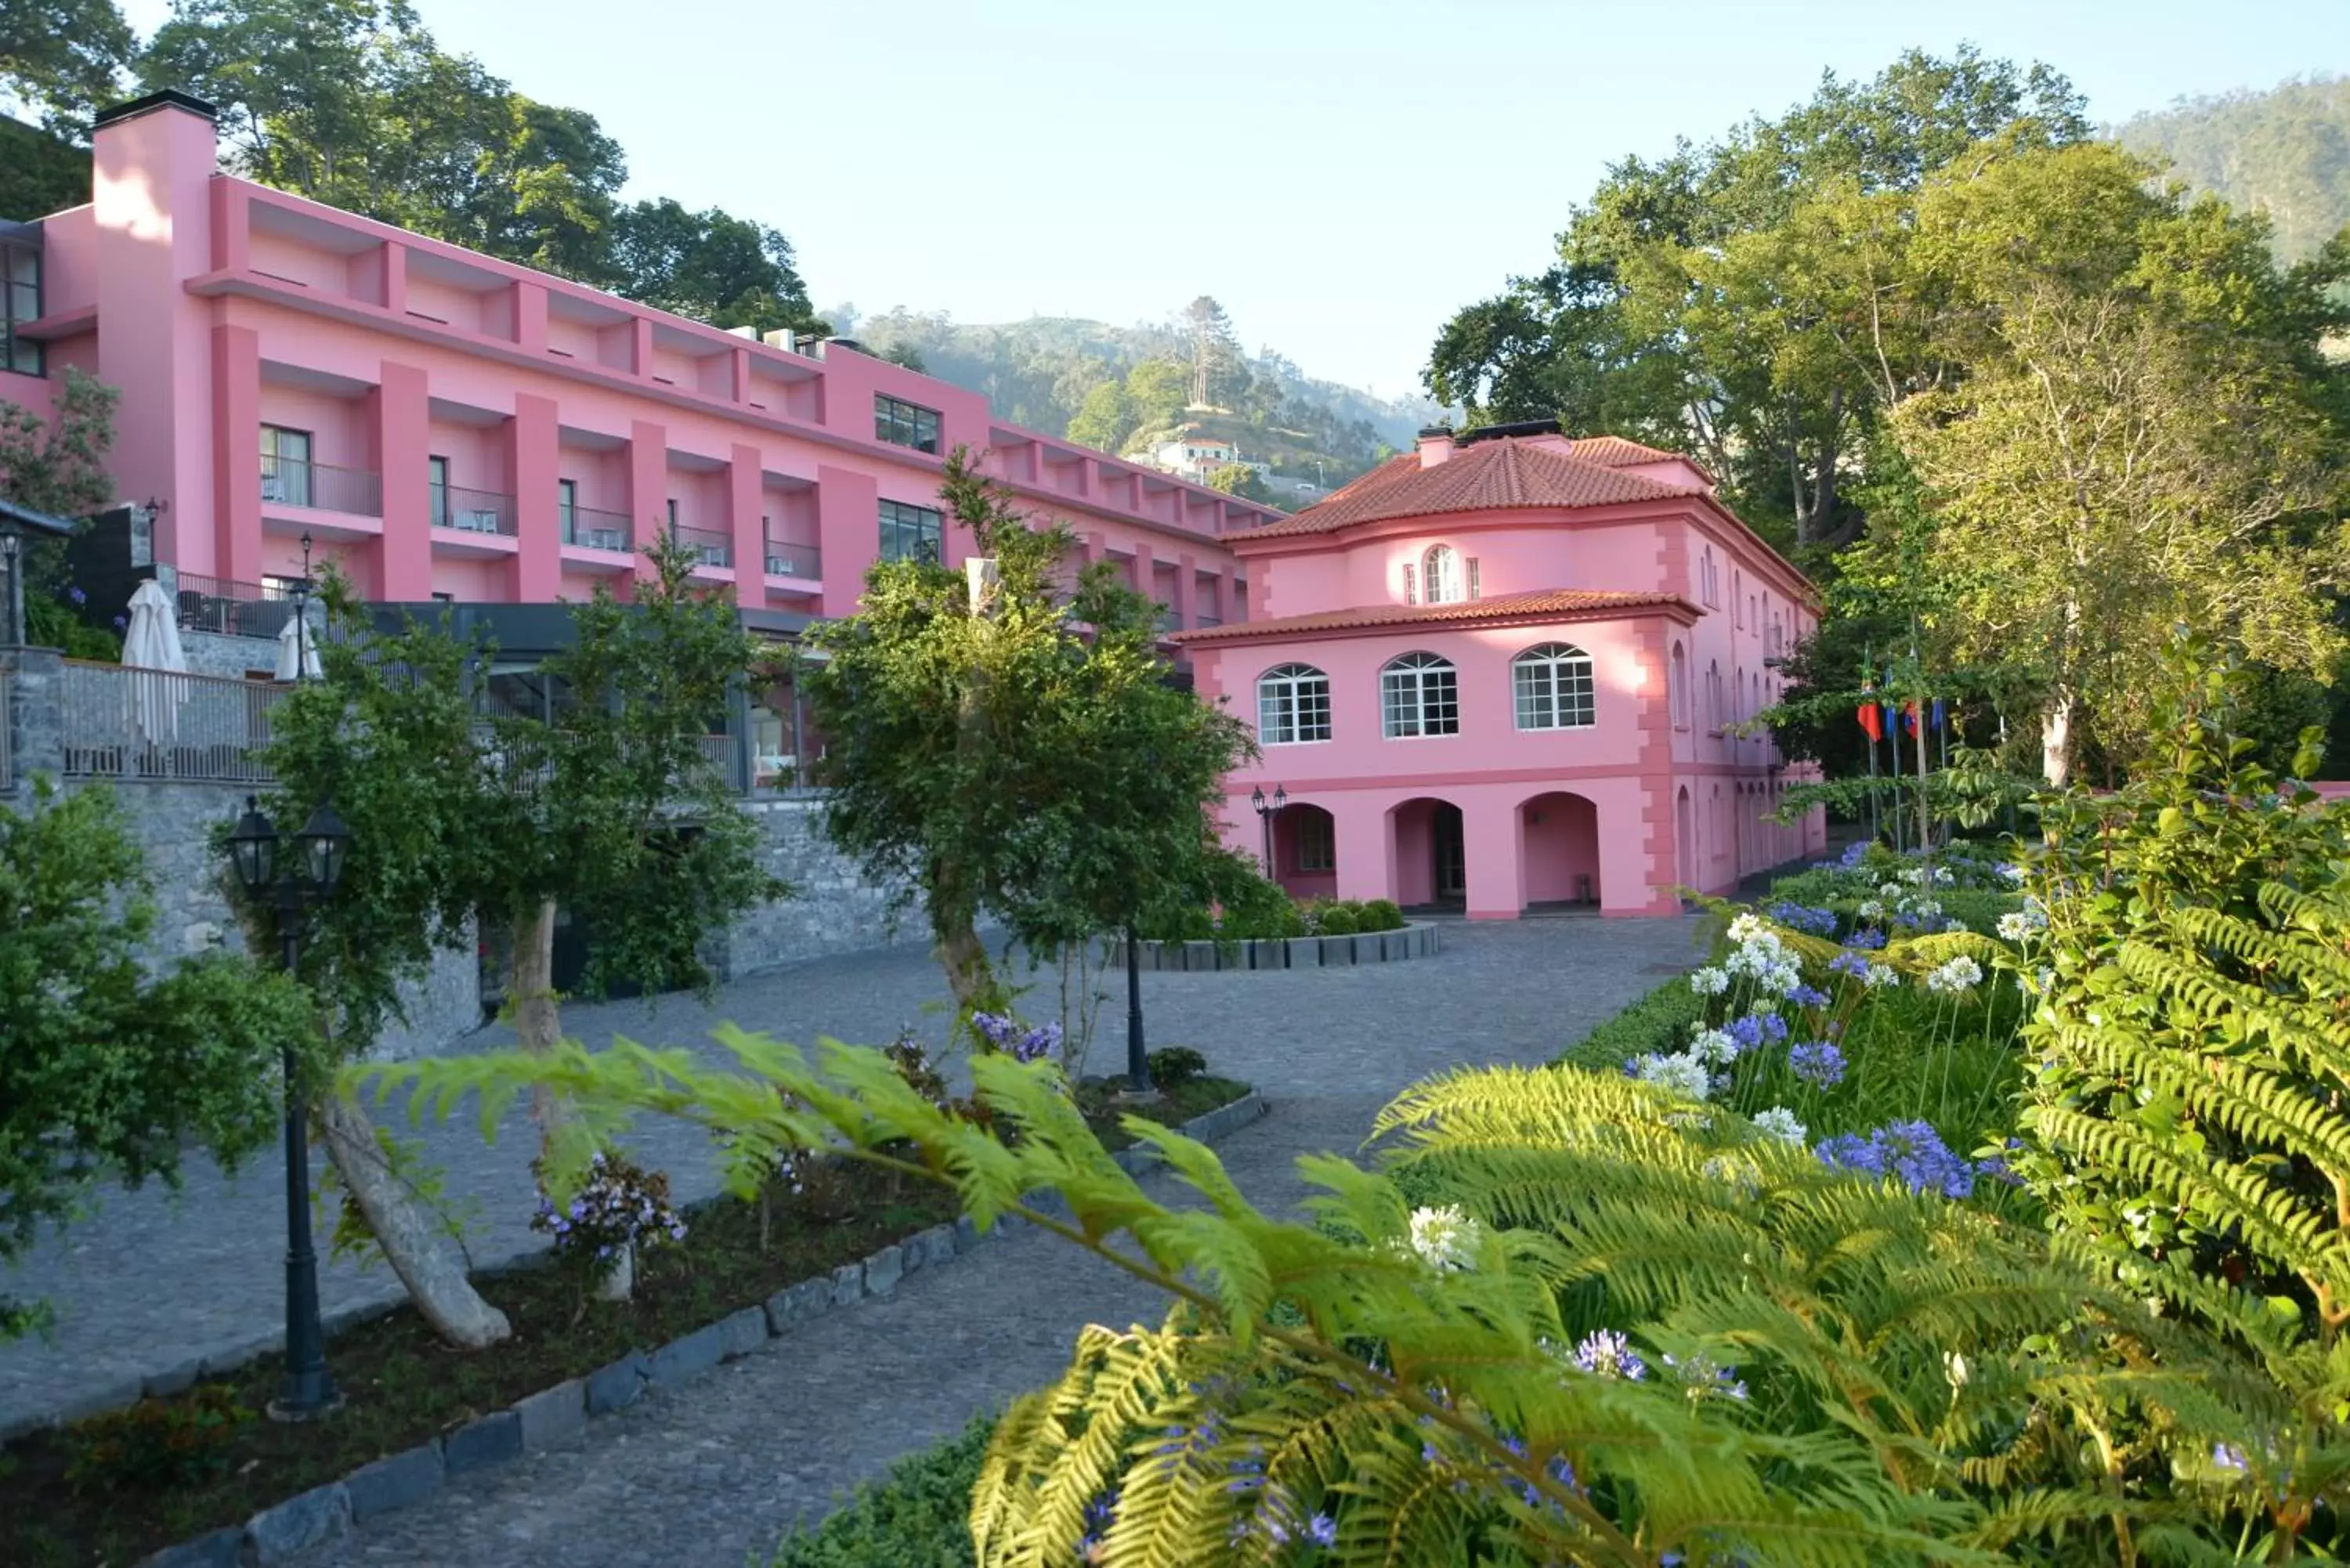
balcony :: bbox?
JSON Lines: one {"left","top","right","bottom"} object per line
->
{"left": 672, "top": 523, "right": 732, "bottom": 571}
{"left": 561, "top": 504, "right": 634, "bottom": 572}
{"left": 762, "top": 540, "right": 822, "bottom": 581}
{"left": 261, "top": 459, "right": 382, "bottom": 518}
{"left": 432, "top": 482, "right": 515, "bottom": 537}
{"left": 60, "top": 659, "right": 284, "bottom": 784}
{"left": 174, "top": 571, "right": 301, "bottom": 640}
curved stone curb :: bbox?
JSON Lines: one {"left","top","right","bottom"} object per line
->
{"left": 136, "top": 1089, "right": 1270, "bottom": 1568}
{"left": 1115, "top": 922, "right": 1441, "bottom": 973}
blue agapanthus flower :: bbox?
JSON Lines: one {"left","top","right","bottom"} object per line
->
{"left": 1817, "top": 1119, "right": 1976, "bottom": 1198}
{"left": 1788, "top": 1039, "right": 1846, "bottom": 1088}
{"left": 1726, "top": 1014, "right": 1764, "bottom": 1052}
{"left": 1843, "top": 927, "right": 1889, "bottom": 950}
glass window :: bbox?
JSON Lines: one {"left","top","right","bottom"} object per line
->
{"left": 878, "top": 498, "right": 943, "bottom": 563}
{"left": 874, "top": 394, "right": 942, "bottom": 453}
{"left": 1466, "top": 556, "right": 1481, "bottom": 601}
{"left": 1513, "top": 643, "right": 1596, "bottom": 731}
{"left": 260, "top": 426, "right": 313, "bottom": 507}
{"left": 558, "top": 479, "right": 577, "bottom": 542}
{"left": 1422, "top": 545, "right": 1462, "bottom": 605}
{"left": 1294, "top": 810, "right": 1334, "bottom": 873}
{"left": 1256, "top": 663, "right": 1331, "bottom": 745}
{"left": 1381, "top": 652, "right": 1459, "bottom": 739}
{"left": 2, "top": 241, "right": 42, "bottom": 377}
{"left": 1401, "top": 562, "right": 1416, "bottom": 605}
{"left": 428, "top": 456, "right": 450, "bottom": 527}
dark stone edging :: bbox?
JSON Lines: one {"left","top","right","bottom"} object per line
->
{"left": 1115, "top": 921, "right": 1441, "bottom": 973}
{"left": 136, "top": 1089, "right": 1271, "bottom": 1568}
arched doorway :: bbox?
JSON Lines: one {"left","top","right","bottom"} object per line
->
{"left": 1390, "top": 797, "right": 1466, "bottom": 910}
{"left": 1270, "top": 802, "right": 1338, "bottom": 900}
{"left": 1520, "top": 792, "right": 1601, "bottom": 909}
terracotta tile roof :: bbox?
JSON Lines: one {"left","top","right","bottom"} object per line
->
{"left": 1241, "top": 435, "right": 1706, "bottom": 539}
{"left": 1564, "top": 435, "right": 1686, "bottom": 468}
{"left": 1170, "top": 587, "right": 1696, "bottom": 645}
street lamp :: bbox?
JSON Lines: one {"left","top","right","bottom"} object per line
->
{"left": 1251, "top": 782, "right": 1288, "bottom": 878}
{"left": 229, "top": 793, "right": 351, "bottom": 1422}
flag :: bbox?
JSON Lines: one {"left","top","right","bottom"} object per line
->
{"left": 1903, "top": 702, "right": 1920, "bottom": 736}
{"left": 1856, "top": 672, "right": 1882, "bottom": 742}
{"left": 1930, "top": 696, "right": 1947, "bottom": 732}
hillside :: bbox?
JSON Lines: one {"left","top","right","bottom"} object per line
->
{"left": 2114, "top": 75, "right": 2350, "bottom": 266}
{"left": 829, "top": 304, "right": 1445, "bottom": 499}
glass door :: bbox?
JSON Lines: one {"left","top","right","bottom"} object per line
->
{"left": 1434, "top": 803, "right": 1466, "bottom": 901}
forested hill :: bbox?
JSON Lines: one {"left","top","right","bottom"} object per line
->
{"left": 831, "top": 305, "right": 1445, "bottom": 493}
{"left": 2114, "top": 75, "right": 2350, "bottom": 266}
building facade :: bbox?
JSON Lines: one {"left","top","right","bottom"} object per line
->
{"left": 1173, "top": 422, "right": 1824, "bottom": 919}
{"left": 0, "top": 92, "right": 1280, "bottom": 659}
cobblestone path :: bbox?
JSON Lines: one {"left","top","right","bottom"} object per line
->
{"left": 3, "top": 917, "right": 1698, "bottom": 1564}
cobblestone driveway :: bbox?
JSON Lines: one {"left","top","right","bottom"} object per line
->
{"left": 2, "top": 916, "right": 1697, "bottom": 1565}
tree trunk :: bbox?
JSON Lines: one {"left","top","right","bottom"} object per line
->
{"left": 929, "top": 863, "right": 995, "bottom": 1011}
{"left": 2041, "top": 692, "right": 2075, "bottom": 789}
{"left": 596, "top": 1241, "right": 634, "bottom": 1302}
{"left": 314, "top": 1090, "right": 512, "bottom": 1349}
{"left": 508, "top": 898, "right": 565, "bottom": 1139}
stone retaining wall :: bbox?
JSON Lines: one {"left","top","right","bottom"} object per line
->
{"left": 1115, "top": 921, "right": 1442, "bottom": 972}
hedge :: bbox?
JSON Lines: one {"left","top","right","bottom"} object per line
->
{"left": 771, "top": 1414, "right": 992, "bottom": 1567}
{"left": 1554, "top": 978, "right": 1704, "bottom": 1075}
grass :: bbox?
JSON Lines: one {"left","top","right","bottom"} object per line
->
{"left": 0, "top": 1077, "right": 1255, "bottom": 1568}
{"left": 771, "top": 1414, "right": 996, "bottom": 1568}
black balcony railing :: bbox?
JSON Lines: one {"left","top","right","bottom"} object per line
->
{"left": 562, "top": 504, "right": 634, "bottom": 553}
{"left": 432, "top": 482, "right": 515, "bottom": 536}
{"left": 260, "top": 459, "right": 382, "bottom": 517}
{"left": 174, "top": 571, "right": 301, "bottom": 639}
{"left": 671, "top": 523, "right": 732, "bottom": 569}
{"left": 762, "top": 540, "right": 822, "bottom": 579}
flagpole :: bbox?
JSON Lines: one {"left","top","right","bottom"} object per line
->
{"left": 1861, "top": 646, "right": 1880, "bottom": 848}
{"left": 1885, "top": 665, "right": 1903, "bottom": 854}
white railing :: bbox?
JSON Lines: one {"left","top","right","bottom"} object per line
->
{"left": 60, "top": 660, "right": 285, "bottom": 783}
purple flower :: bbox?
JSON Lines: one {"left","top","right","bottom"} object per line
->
{"left": 1789, "top": 1040, "right": 1846, "bottom": 1088}
{"left": 1828, "top": 950, "right": 1870, "bottom": 978}
{"left": 1817, "top": 1120, "right": 1975, "bottom": 1198}
{"left": 1787, "top": 984, "right": 1831, "bottom": 1008}
{"left": 1759, "top": 1011, "right": 1790, "bottom": 1043}
{"left": 67, "top": 585, "right": 85, "bottom": 605}
{"left": 1306, "top": 1512, "right": 1337, "bottom": 1548}
{"left": 1843, "top": 927, "right": 1889, "bottom": 950}
{"left": 111, "top": 613, "right": 128, "bottom": 630}
{"left": 1572, "top": 1329, "right": 1647, "bottom": 1380}
{"left": 1726, "top": 1015, "right": 1764, "bottom": 1052}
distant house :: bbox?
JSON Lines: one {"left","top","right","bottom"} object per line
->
{"left": 1148, "top": 431, "right": 1271, "bottom": 486}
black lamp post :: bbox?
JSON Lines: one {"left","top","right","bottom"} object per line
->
{"left": 1251, "top": 782, "right": 1288, "bottom": 878}
{"left": 1123, "top": 923, "right": 1151, "bottom": 1096}
{"left": 229, "top": 793, "right": 349, "bottom": 1421}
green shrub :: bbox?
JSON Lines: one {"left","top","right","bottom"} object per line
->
{"left": 772, "top": 1414, "right": 990, "bottom": 1566}
{"left": 67, "top": 1386, "right": 253, "bottom": 1490}
{"left": 1360, "top": 898, "right": 1405, "bottom": 931}
{"left": 1316, "top": 903, "right": 1359, "bottom": 934}
{"left": 1146, "top": 1046, "right": 1208, "bottom": 1087}
{"left": 1555, "top": 977, "right": 1703, "bottom": 1073}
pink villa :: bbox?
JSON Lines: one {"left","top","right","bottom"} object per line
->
{"left": 0, "top": 89, "right": 1280, "bottom": 768}
{"left": 1173, "top": 423, "right": 1824, "bottom": 918}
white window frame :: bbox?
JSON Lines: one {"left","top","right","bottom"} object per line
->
{"left": 1513, "top": 642, "right": 1596, "bottom": 731}
{"left": 1402, "top": 562, "right": 1417, "bottom": 605}
{"left": 1422, "top": 545, "right": 1463, "bottom": 605}
{"left": 1257, "top": 663, "right": 1332, "bottom": 746}
{"left": 1381, "top": 652, "right": 1459, "bottom": 739}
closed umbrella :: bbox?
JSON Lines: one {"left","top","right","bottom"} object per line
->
{"left": 276, "top": 609, "right": 323, "bottom": 681}
{"left": 121, "top": 578, "right": 188, "bottom": 745}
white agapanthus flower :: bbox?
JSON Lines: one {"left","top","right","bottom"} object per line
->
{"left": 1900, "top": 866, "right": 1927, "bottom": 887}
{"left": 1408, "top": 1205, "right": 1482, "bottom": 1274}
{"left": 1690, "top": 1028, "right": 1741, "bottom": 1068}
{"left": 1901, "top": 897, "right": 1943, "bottom": 920}
{"left": 1996, "top": 911, "right": 2036, "bottom": 943}
{"left": 1688, "top": 966, "right": 1730, "bottom": 996}
{"left": 1924, "top": 955, "right": 1984, "bottom": 994}
{"left": 1932, "top": 866, "right": 1954, "bottom": 886}
{"left": 1726, "top": 912, "right": 1766, "bottom": 943}
{"left": 1862, "top": 962, "right": 1900, "bottom": 989}
{"left": 1998, "top": 862, "right": 2026, "bottom": 885}
{"left": 1856, "top": 899, "right": 1885, "bottom": 920}
{"left": 1750, "top": 1107, "right": 1807, "bottom": 1146}
{"left": 1632, "top": 1050, "right": 1712, "bottom": 1102}
{"left": 1878, "top": 881, "right": 1903, "bottom": 899}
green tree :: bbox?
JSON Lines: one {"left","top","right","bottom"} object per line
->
{"left": 1426, "top": 45, "right": 2087, "bottom": 549}
{"left": 801, "top": 448, "right": 1253, "bottom": 1015}
{"left": 2, "top": 369, "right": 121, "bottom": 656}
{"left": 0, "top": 0, "right": 135, "bottom": 131}
{"left": 606, "top": 199, "right": 822, "bottom": 335}
{"left": 1182, "top": 294, "right": 1250, "bottom": 410}
{"left": 2, "top": 783, "right": 313, "bottom": 1337}
{"left": 1065, "top": 377, "right": 1137, "bottom": 453}
{"left": 1122, "top": 357, "right": 1192, "bottom": 441}
{"left": 1204, "top": 461, "right": 1271, "bottom": 505}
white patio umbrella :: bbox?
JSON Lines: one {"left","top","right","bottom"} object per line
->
{"left": 120, "top": 578, "right": 188, "bottom": 743}
{"left": 276, "top": 608, "right": 323, "bottom": 681}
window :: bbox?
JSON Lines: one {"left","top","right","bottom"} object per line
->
{"left": 558, "top": 479, "right": 577, "bottom": 543}
{"left": 1707, "top": 660, "right": 1722, "bottom": 732}
{"left": 1423, "top": 545, "right": 1463, "bottom": 605}
{"left": 1735, "top": 572, "right": 1744, "bottom": 626}
{"left": 1257, "top": 663, "right": 1331, "bottom": 745}
{"left": 879, "top": 498, "right": 943, "bottom": 563}
{"left": 874, "top": 394, "right": 941, "bottom": 454}
{"left": 259, "top": 426, "right": 313, "bottom": 507}
{"left": 1466, "top": 556, "right": 1481, "bottom": 601}
{"left": 1381, "top": 652, "right": 1459, "bottom": 739}
{"left": 1513, "top": 643, "right": 1596, "bottom": 731}
{"left": 1401, "top": 562, "right": 1417, "bottom": 605}
{"left": 2, "top": 241, "right": 42, "bottom": 377}
{"left": 1295, "top": 811, "right": 1335, "bottom": 873}
{"left": 1670, "top": 641, "right": 1688, "bottom": 729}
{"left": 428, "top": 455, "right": 450, "bottom": 527}
{"left": 262, "top": 574, "right": 306, "bottom": 601}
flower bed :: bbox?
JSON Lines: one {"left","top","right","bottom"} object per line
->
{"left": 0, "top": 1072, "right": 1258, "bottom": 1567}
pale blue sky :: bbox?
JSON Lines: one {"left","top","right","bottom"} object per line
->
{"left": 121, "top": 0, "right": 2350, "bottom": 398}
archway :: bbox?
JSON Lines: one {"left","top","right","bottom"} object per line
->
{"left": 1520, "top": 791, "right": 1602, "bottom": 910}
{"left": 1269, "top": 802, "right": 1338, "bottom": 900}
{"left": 1390, "top": 797, "right": 1465, "bottom": 910}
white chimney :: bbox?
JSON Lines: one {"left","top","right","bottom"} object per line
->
{"left": 1416, "top": 425, "right": 1455, "bottom": 468}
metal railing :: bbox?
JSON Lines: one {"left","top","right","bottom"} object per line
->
{"left": 761, "top": 540, "right": 822, "bottom": 580}
{"left": 432, "top": 483, "right": 515, "bottom": 537}
{"left": 0, "top": 668, "right": 12, "bottom": 791}
{"left": 60, "top": 659, "right": 284, "bottom": 783}
{"left": 173, "top": 572, "right": 300, "bottom": 640}
{"left": 562, "top": 504, "right": 634, "bottom": 553}
{"left": 262, "top": 459, "right": 383, "bottom": 517}
{"left": 672, "top": 524, "right": 732, "bottom": 569}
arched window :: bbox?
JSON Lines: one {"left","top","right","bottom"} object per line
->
{"left": 1257, "top": 663, "right": 1331, "bottom": 746}
{"left": 1706, "top": 660, "right": 1721, "bottom": 731}
{"left": 1422, "top": 545, "right": 1463, "bottom": 605}
{"left": 1734, "top": 571, "right": 1744, "bottom": 626}
{"left": 1513, "top": 642, "right": 1596, "bottom": 731}
{"left": 1669, "top": 641, "right": 1688, "bottom": 728}
{"left": 1381, "top": 652, "right": 1459, "bottom": 738}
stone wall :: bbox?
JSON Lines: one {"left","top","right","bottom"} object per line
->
{"left": 179, "top": 627, "right": 281, "bottom": 681}
{"left": 724, "top": 794, "right": 920, "bottom": 977}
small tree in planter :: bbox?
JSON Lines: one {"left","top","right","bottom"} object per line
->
{"left": 802, "top": 446, "right": 1253, "bottom": 1052}
{"left": 246, "top": 535, "right": 780, "bottom": 1326}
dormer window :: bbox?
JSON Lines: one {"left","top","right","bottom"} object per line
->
{"left": 1423, "top": 545, "right": 1463, "bottom": 605}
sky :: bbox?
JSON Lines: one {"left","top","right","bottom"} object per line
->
{"left": 120, "top": 0, "right": 2350, "bottom": 400}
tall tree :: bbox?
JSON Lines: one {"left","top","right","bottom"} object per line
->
{"left": 801, "top": 449, "right": 1253, "bottom": 1013}
{"left": 0, "top": 0, "right": 135, "bottom": 131}
{"left": 1426, "top": 45, "right": 2087, "bottom": 549}
{"left": 1065, "top": 378, "right": 1137, "bottom": 454}
{"left": 606, "top": 199, "right": 823, "bottom": 335}
{"left": 1182, "top": 295, "right": 1249, "bottom": 410}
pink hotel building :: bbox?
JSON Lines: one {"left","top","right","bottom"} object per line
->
{"left": 1, "top": 89, "right": 1819, "bottom": 919}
